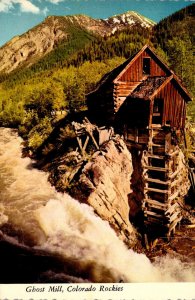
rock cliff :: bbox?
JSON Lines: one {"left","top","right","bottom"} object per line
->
{"left": 0, "top": 16, "right": 67, "bottom": 73}
{"left": 70, "top": 137, "right": 137, "bottom": 247}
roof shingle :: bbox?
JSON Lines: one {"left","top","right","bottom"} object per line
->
{"left": 130, "top": 76, "right": 167, "bottom": 100}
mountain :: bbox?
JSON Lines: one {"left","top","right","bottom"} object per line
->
{"left": 153, "top": 3, "right": 194, "bottom": 50}
{"left": 105, "top": 11, "right": 155, "bottom": 33}
{"left": 0, "top": 16, "right": 95, "bottom": 74}
{"left": 0, "top": 11, "right": 155, "bottom": 74}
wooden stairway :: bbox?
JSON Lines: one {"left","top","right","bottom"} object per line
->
{"left": 142, "top": 127, "right": 183, "bottom": 236}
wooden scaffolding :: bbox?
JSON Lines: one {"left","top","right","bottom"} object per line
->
{"left": 72, "top": 117, "right": 114, "bottom": 157}
{"left": 142, "top": 126, "right": 184, "bottom": 236}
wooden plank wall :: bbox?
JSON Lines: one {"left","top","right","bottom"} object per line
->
{"left": 119, "top": 50, "right": 167, "bottom": 82}
{"left": 113, "top": 81, "right": 140, "bottom": 112}
{"left": 148, "top": 50, "right": 170, "bottom": 77}
{"left": 154, "top": 81, "right": 186, "bottom": 129}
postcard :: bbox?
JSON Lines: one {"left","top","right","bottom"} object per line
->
{"left": 0, "top": 0, "right": 194, "bottom": 299}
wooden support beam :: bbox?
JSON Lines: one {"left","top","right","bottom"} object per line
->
{"left": 169, "top": 168, "right": 181, "bottom": 179}
{"left": 143, "top": 165, "right": 169, "bottom": 172}
{"left": 144, "top": 210, "right": 164, "bottom": 219}
{"left": 145, "top": 199, "right": 167, "bottom": 211}
{"left": 75, "top": 130, "right": 86, "bottom": 136}
{"left": 145, "top": 198, "right": 167, "bottom": 207}
{"left": 144, "top": 234, "right": 149, "bottom": 250}
{"left": 147, "top": 204, "right": 166, "bottom": 211}
{"left": 145, "top": 154, "right": 165, "bottom": 160}
{"left": 82, "top": 135, "right": 90, "bottom": 152}
{"left": 146, "top": 217, "right": 164, "bottom": 225}
{"left": 186, "top": 224, "right": 195, "bottom": 228}
{"left": 146, "top": 178, "right": 170, "bottom": 185}
{"left": 165, "top": 203, "right": 179, "bottom": 216}
{"left": 168, "top": 215, "right": 182, "bottom": 235}
{"left": 169, "top": 211, "right": 181, "bottom": 223}
{"left": 151, "top": 124, "right": 162, "bottom": 129}
{"left": 170, "top": 177, "right": 182, "bottom": 188}
{"left": 169, "top": 190, "right": 179, "bottom": 201}
{"left": 150, "top": 143, "right": 165, "bottom": 147}
{"left": 145, "top": 187, "right": 169, "bottom": 194}
{"left": 135, "top": 128, "right": 139, "bottom": 143}
{"left": 169, "top": 149, "right": 179, "bottom": 157}
{"left": 88, "top": 131, "right": 99, "bottom": 150}
{"left": 76, "top": 136, "right": 85, "bottom": 156}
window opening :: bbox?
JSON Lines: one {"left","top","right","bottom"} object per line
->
{"left": 152, "top": 98, "right": 163, "bottom": 125}
{"left": 143, "top": 57, "right": 150, "bottom": 75}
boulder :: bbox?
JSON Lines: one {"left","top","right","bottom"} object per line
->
{"left": 73, "top": 137, "right": 137, "bottom": 247}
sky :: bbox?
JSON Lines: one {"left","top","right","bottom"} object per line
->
{"left": 0, "top": 0, "right": 194, "bottom": 47}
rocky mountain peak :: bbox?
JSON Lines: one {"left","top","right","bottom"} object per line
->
{"left": 0, "top": 10, "right": 155, "bottom": 74}
{"left": 105, "top": 10, "right": 156, "bottom": 30}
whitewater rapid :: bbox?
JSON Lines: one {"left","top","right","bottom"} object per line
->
{"left": 0, "top": 127, "right": 194, "bottom": 282}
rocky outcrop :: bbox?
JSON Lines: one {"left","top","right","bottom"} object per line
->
{"left": 177, "top": 149, "right": 194, "bottom": 223}
{"left": 67, "top": 11, "right": 155, "bottom": 36}
{"left": 0, "top": 16, "right": 67, "bottom": 73}
{"left": 72, "top": 137, "right": 137, "bottom": 247}
{"left": 105, "top": 11, "right": 155, "bottom": 33}
{"left": 177, "top": 149, "right": 190, "bottom": 198}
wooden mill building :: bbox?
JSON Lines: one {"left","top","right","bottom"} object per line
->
{"left": 87, "top": 45, "right": 192, "bottom": 236}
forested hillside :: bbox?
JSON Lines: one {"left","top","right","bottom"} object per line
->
{"left": 0, "top": 4, "right": 194, "bottom": 152}
{"left": 0, "top": 24, "right": 95, "bottom": 85}
{"left": 152, "top": 3, "right": 194, "bottom": 120}
{"left": 68, "top": 26, "right": 151, "bottom": 66}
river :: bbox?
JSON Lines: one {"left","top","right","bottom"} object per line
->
{"left": 0, "top": 127, "right": 194, "bottom": 282}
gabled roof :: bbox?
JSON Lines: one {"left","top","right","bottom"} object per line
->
{"left": 130, "top": 74, "right": 192, "bottom": 102}
{"left": 115, "top": 44, "right": 192, "bottom": 102}
{"left": 170, "top": 74, "right": 192, "bottom": 102}
{"left": 87, "top": 44, "right": 192, "bottom": 102}
{"left": 87, "top": 57, "right": 132, "bottom": 97}
{"left": 113, "top": 44, "right": 172, "bottom": 83}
